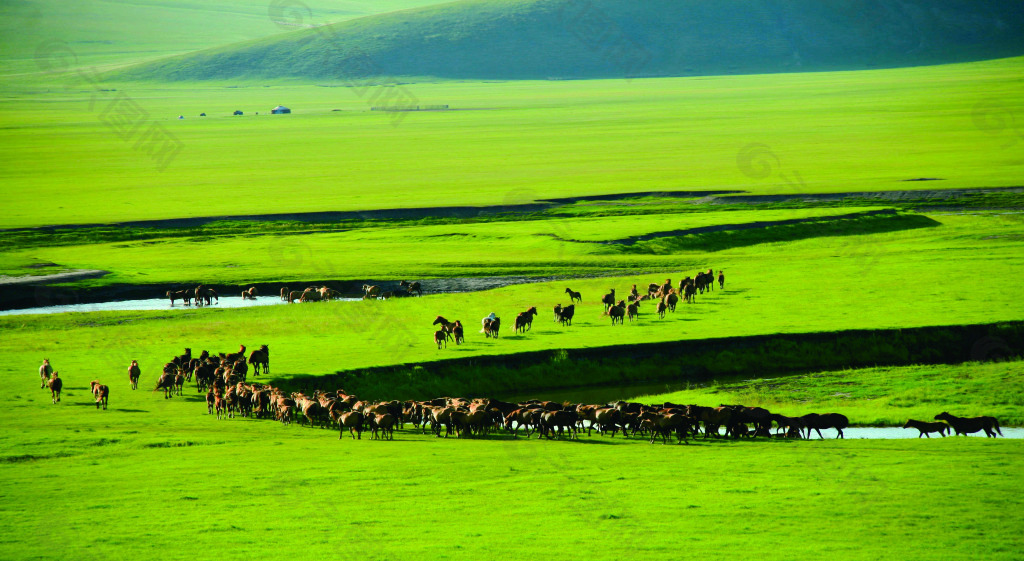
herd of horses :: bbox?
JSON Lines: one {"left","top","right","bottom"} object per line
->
{"left": 429, "top": 270, "right": 724, "bottom": 348}
{"left": 35, "top": 349, "right": 1007, "bottom": 440}
{"left": 166, "top": 280, "right": 424, "bottom": 306}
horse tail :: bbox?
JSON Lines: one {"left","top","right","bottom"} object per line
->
{"left": 992, "top": 417, "right": 1003, "bottom": 436}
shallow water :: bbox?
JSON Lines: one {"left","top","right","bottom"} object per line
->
{"left": 0, "top": 295, "right": 359, "bottom": 316}
{"left": 499, "top": 383, "right": 1022, "bottom": 439}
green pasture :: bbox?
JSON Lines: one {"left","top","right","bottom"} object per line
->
{"left": 635, "top": 361, "right": 1024, "bottom": 427}
{"left": 1, "top": 358, "right": 1023, "bottom": 561}
{"left": 1, "top": 212, "right": 1021, "bottom": 388}
{"left": 0, "top": 205, "right": 896, "bottom": 282}
{"left": 1, "top": 56, "right": 1022, "bottom": 228}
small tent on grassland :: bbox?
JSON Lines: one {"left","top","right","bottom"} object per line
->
{"left": 233, "top": 110, "right": 243, "bottom": 116}
{"left": 271, "top": 105, "right": 291, "bottom": 114}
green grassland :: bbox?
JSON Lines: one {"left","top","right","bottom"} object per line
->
{"left": 1, "top": 212, "right": 1021, "bottom": 383}
{"left": 3, "top": 3, "right": 1024, "bottom": 557}
{"left": 2, "top": 56, "right": 1023, "bottom": 228}
{"left": 1, "top": 357, "right": 1022, "bottom": 561}
{"left": 0, "top": 205, "right": 901, "bottom": 282}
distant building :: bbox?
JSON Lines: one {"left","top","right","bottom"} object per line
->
{"left": 233, "top": 110, "right": 243, "bottom": 116}
{"left": 271, "top": 105, "right": 291, "bottom": 114}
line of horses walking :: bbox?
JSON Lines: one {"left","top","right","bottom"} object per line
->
{"left": 429, "top": 269, "right": 727, "bottom": 349}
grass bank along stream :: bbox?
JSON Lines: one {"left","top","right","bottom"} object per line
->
{"left": 299, "top": 321, "right": 1024, "bottom": 409}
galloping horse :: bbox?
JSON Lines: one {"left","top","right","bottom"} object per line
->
{"left": 934, "top": 412, "right": 1003, "bottom": 437}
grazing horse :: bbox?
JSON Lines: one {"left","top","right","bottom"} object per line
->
{"left": 242, "top": 286, "right": 258, "bottom": 300}
{"left": 400, "top": 280, "right": 422, "bottom": 296}
{"left": 801, "top": 413, "right": 849, "bottom": 439}
{"left": 902, "top": 419, "right": 950, "bottom": 438}
{"left": 280, "top": 286, "right": 289, "bottom": 301}
{"left": 934, "top": 412, "right": 1003, "bottom": 437}
{"left": 39, "top": 359, "right": 53, "bottom": 389}
{"left": 770, "top": 413, "right": 805, "bottom": 437}
{"left": 48, "top": 372, "right": 62, "bottom": 403}
{"left": 90, "top": 381, "right": 109, "bottom": 410}
{"left": 128, "top": 360, "right": 141, "bottom": 390}
{"left": 564, "top": 288, "right": 582, "bottom": 304}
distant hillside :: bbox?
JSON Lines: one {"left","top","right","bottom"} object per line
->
{"left": 122, "top": 0, "right": 1024, "bottom": 81}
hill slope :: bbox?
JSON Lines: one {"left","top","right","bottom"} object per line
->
{"left": 122, "top": 0, "right": 1024, "bottom": 81}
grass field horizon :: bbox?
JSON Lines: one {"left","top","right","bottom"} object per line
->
{"left": 2, "top": 56, "right": 1023, "bottom": 228}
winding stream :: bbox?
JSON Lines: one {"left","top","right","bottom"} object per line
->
{"left": 0, "top": 295, "right": 359, "bottom": 316}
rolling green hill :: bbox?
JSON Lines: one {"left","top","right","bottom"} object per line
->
{"left": 0, "top": 0, "right": 456, "bottom": 76}
{"left": 120, "top": 0, "right": 1024, "bottom": 81}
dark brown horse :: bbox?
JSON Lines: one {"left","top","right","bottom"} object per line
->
{"left": 902, "top": 419, "right": 950, "bottom": 438}
{"left": 128, "top": 360, "right": 141, "bottom": 390}
{"left": 934, "top": 412, "right": 1003, "bottom": 437}
{"left": 801, "top": 412, "right": 848, "bottom": 439}
{"left": 48, "top": 372, "right": 62, "bottom": 403}
{"left": 564, "top": 288, "right": 582, "bottom": 304}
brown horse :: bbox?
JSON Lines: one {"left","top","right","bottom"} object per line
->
{"left": 338, "top": 411, "right": 365, "bottom": 439}
{"left": 934, "top": 412, "right": 1003, "bottom": 437}
{"left": 400, "top": 280, "right": 422, "bottom": 296}
{"left": 902, "top": 419, "right": 950, "bottom": 438}
{"left": 514, "top": 307, "right": 538, "bottom": 334}
{"left": 128, "top": 360, "right": 141, "bottom": 390}
{"left": 564, "top": 288, "right": 582, "bottom": 304}
{"left": 434, "top": 329, "right": 447, "bottom": 349}
{"left": 242, "top": 286, "right": 258, "bottom": 300}
{"left": 90, "top": 381, "right": 109, "bottom": 410}
{"left": 48, "top": 372, "right": 62, "bottom": 403}
{"left": 432, "top": 316, "right": 456, "bottom": 341}
{"left": 247, "top": 345, "right": 269, "bottom": 376}
{"left": 483, "top": 316, "right": 501, "bottom": 338}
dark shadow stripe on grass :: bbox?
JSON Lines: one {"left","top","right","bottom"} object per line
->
{"left": 299, "top": 321, "right": 1024, "bottom": 401}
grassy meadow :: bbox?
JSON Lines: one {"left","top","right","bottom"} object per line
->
{"left": 1, "top": 360, "right": 1022, "bottom": 561}
{"left": 3, "top": 2, "right": 1024, "bottom": 557}
{"left": 1, "top": 56, "right": 1022, "bottom": 228}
